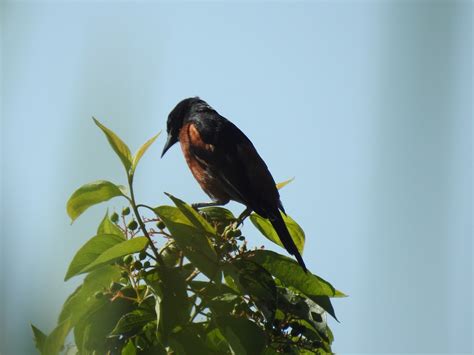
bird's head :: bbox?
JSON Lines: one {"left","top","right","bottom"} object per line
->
{"left": 161, "top": 97, "right": 206, "bottom": 157}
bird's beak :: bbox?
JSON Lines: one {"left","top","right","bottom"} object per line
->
{"left": 161, "top": 134, "right": 177, "bottom": 158}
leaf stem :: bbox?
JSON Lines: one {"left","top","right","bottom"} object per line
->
{"left": 127, "top": 175, "right": 164, "bottom": 266}
{"left": 137, "top": 204, "right": 157, "bottom": 214}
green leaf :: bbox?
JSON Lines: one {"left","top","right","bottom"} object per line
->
{"left": 154, "top": 292, "right": 162, "bottom": 336}
{"left": 205, "top": 327, "right": 230, "bottom": 353}
{"left": 165, "top": 193, "right": 216, "bottom": 234}
{"left": 131, "top": 131, "right": 161, "bottom": 176}
{"left": 189, "top": 281, "right": 238, "bottom": 300}
{"left": 147, "top": 267, "right": 190, "bottom": 338}
{"left": 247, "top": 250, "right": 345, "bottom": 298}
{"left": 276, "top": 177, "right": 294, "bottom": 190}
{"left": 154, "top": 206, "right": 220, "bottom": 281}
{"left": 311, "top": 295, "right": 339, "bottom": 322}
{"left": 110, "top": 309, "right": 156, "bottom": 336}
{"left": 60, "top": 265, "right": 122, "bottom": 325}
{"left": 97, "top": 211, "right": 124, "bottom": 237}
{"left": 93, "top": 117, "right": 132, "bottom": 172}
{"left": 81, "top": 237, "right": 148, "bottom": 273}
{"left": 200, "top": 207, "right": 236, "bottom": 234}
{"left": 225, "top": 260, "right": 277, "bottom": 322}
{"left": 31, "top": 324, "right": 47, "bottom": 352}
{"left": 250, "top": 213, "right": 305, "bottom": 254}
{"left": 74, "top": 297, "right": 134, "bottom": 354}
{"left": 216, "top": 316, "right": 266, "bottom": 355}
{"left": 169, "top": 328, "right": 209, "bottom": 355}
{"left": 65, "top": 234, "right": 125, "bottom": 281}
{"left": 200, "top": 207, "right": 235, "bottom": 223}
{"left": 121, "top": 340, "right": 137, "bottom": 355}
{"left": 67, "top": 180, "right": 126, "bottom": 223}
{"left": 276, "top": 287, "right": 331, "bottom": 340}
{"left": 43, "top": 318, "right": 72, "bottom": 355}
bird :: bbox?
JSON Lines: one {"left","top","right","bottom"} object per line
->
{"left": 161, "top": 97, "right": 307, "bottom": 272}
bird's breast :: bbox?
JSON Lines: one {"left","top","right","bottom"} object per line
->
{"left": 179, "top": 122, "right": 230, "bottom": 201}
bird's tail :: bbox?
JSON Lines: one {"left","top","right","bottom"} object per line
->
{"left": 269, "top": 212, "right": 308, "bottom": 273}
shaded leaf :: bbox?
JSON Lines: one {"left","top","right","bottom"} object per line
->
{"left": 65, "top": 234, "right": 124, "bottom": 281}
{"left": 43, "top": 318, "right": 72, "bottom": 355}
{"left": 216, "top": 316, "right": 266, "bottom": 355}
{"left": 131, "top": 131, "right": 161, "bottom": 176}
{"left": 154, "top": 206, "right": 220, "bottom": 281}
{"left": 74, "top": 297, "right": 133, "bottom": 354}
{"left": 31, "top": 324, "right": 46, "bottom": 352}
{"left": 200, "top": 207, "right": 235, "bottom": 223}
{"left": 169, "top": 327, "right": 209, "bottom": 355}
{"left": 110, "top": 309, "right": 155, "bottom": 336}
{"left": 224, "top": 260, "right": 277, "bottom": 322}
{"left": 310, "top": 296, "right": 338, "bottom": 322}
{"left": 93, "top": 117, "right": 132, "bottom": 172}
{"left": 147, "top": 267, "right": 190, "bottom": 337}
{"left": 201, "top": 207, "right": 236, "bottom": 234}
{"left": 189, "top": 281, "right": 238, "bottom": 300}
{"left": 205, "top": 327, "right": 230, "bottom": 353}
{"left": 67, "top": 180, "right": 126, "bottom": 223}
{"left": 277, "top": 287, "right": 330, "bottom": 341}
{"left": 247, "top": 250, "right": 345, "bottom": 298}
{"left": 250, "top": 213, "right": 305, "bottom": 254}
{"left": 60, "top": 265, "right": 122, "bottom": 325}
{"left": 121, "top": 340, "right": 137, "bottom": 355}
{"left": 207, "top": 293, "right": 241, "bottom": 315}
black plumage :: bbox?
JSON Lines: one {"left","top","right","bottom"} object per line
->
{"left": 162, "top": 97, "right": 307, "bottom": 272}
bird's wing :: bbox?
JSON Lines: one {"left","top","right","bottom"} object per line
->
{"left": 192, "top": 114, "right": 280, "bottom": 217}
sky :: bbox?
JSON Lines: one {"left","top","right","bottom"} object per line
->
{"left": 1, "top": 1, "right": 472, "bottom": 354}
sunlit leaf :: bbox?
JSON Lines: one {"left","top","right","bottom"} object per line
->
{"left": 81, "top": 237, "right": 148, "bottom": 273}
{"left": 131, "top": 131, "right": 161, "bottom": 176}
{"left": 165, "top": 193, "right": 216, "bottom": 234}
{"left": 276, "top": 177, "right": 295, "bottom": 190}
{"left": 67, "top": 180, "right": 126, "bottom": 223}
{"left": 93, "top": 117, "right": 132, "bottom": 172}
{"left": 65, "top": 234, "right": 124, "bottom": 281}
{"left": 250, "top": 213, "right": 305, "bottom": 254}
{"left": 97, "top": 211, "right": 124, "bottom": 237}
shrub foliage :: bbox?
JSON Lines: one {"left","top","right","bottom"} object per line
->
{"left": 32, "top": 119, "right": 345, "bottom": 354}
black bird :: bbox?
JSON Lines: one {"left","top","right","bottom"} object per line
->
{"left": 161, "top": 97, "right": 307, "bottom": 272}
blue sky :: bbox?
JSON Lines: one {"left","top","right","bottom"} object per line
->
{"left": 1, "top": 1, "right": 472, "bottom": 353}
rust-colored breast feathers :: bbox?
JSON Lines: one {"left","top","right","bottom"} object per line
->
{"left": 179, "top": 122, "right": 228, "bottom": 201}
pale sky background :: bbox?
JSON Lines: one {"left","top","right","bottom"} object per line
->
{"left": 1, "top": 1, "right": 472, "bottom": 354}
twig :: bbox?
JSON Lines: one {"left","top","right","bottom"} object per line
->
{"left": 128, "top": 175, "right": 164, "bottom": 266}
